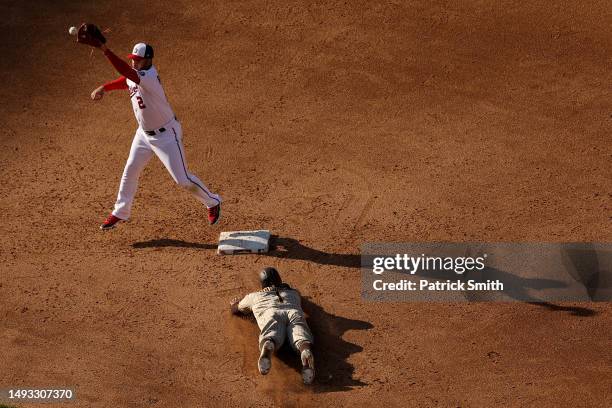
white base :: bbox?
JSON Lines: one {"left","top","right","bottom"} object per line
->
{"left": 218, "top": 230, "right": 271, "bottom": 255}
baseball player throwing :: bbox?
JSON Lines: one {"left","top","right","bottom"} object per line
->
{"left": 76, "top": 24, "right": 222, "bottom": 230}
{"left": 231, "top": 267, "right": 316, "bottom": 385}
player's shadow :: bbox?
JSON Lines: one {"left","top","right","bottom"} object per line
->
{"left": 527, "top": 301, "right": 596, "bottom": 317}
{"left": 560, "top": 243, "right": 609, "bottom": 302}
{"left": 267, "top": 236, "right": 361, "bottom": 268}
{"left": 131, "top": 239, "right": 216, "bottom": 249}
{"left": 459, "top": 266, "right": 569, "bottom": 302}
{"left": 131, "top": 236, "right": 361, "bottom": 268}
{"left": 274, "top": 296, "right": 373, "bottom": 393}
{"left": 404, "top": 265, "right": 598, "bottom": 317}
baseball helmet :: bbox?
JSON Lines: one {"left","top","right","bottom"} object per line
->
{"left": 128, "top": 42, "right": 154, "bottom": 60}
{"left": 259, "top": 267, "right": 282, "bottom": 288}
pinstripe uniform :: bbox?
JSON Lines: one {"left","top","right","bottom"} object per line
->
{"left": 238, "top": 286, "right": 314, "bottom": 350}
{"left": 111, "top": 65, "right": 221, "bottom": 220}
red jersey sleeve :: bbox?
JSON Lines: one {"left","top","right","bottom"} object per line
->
{"left": 102, "top": 76, "right": 128, "bottom": 91}
{"left": 103, "top": 48, "right": 140, "bottom": 84}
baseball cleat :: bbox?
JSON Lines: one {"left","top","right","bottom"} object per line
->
{"left": 301, "top": 349, "right": 315, "bottom": 385}
{"left": 302, "top": 367, "right": 315, "bottom": 385}
{"left": 100, "top": 214, "right": 123, "bottom": 230}
{"left": 258, "top": 340, "right": 274, "bottom": 375}
{"left": 207, "top": 203, "right": 221, "bottom": 225}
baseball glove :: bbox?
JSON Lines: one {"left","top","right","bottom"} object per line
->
{"left": 76, "top": 23, "right": 106, "bottom": 48}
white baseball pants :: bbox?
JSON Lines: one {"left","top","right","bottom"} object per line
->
{"left": 111, "top": 118, "right": 221, "bottom": 220}
{"left": 258, "top": 308, "right": 314, "bottom": 351}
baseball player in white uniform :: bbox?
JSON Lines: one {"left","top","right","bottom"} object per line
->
{"left": 231, "top": 267, "right": 316, "bottom": 385}
{"left": 90, "top": 41, "right": 221, "bottom": 230}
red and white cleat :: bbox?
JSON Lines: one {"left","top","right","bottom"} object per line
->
{"left": 207, "top": 203, "right": 221, "bottom": 225}
{"left": 100, "top": 214, "right": 123, "bottom": 230}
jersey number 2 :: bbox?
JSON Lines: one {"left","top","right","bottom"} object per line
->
{"left": 136, "top": 96, "right": 146, "bottom": 109}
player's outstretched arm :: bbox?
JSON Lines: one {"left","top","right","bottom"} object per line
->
{"left": 99, "top": 44, "right": 140, "bottom": 84}
{"left": 230, "top": 296, "right": 251, "bottom": 316}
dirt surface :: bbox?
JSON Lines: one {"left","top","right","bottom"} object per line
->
{"left": 1, "top": 1, "right": 611, "bottom": 407}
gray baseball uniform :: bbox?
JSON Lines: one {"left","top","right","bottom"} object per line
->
{"left": 238, "top": 286, "right": 314, "bottom": 350}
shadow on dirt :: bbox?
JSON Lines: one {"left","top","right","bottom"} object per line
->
{"left": 131, "top": 239, "right": 216, "bottom": 249}
{"left": 131, "top": 236, "right": 361, "bottom": 268}
{"left": 561, "top": 243, "right": 608, "bottom": 301}
{"left": 527, "top": 302, "right": 597, "bottom": 316}
{"left": 406, "top": 266, "right": 598, "bottom": 317}
{"left": 272, "top": 297, "right": 373, "bottom": 393}
{"left": 460, "top": 267, "right": 599, "bottom": 316}
{"left": 268, "top": 236, "right": 360, "bottom": 268}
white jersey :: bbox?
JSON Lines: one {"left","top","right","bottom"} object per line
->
{"left": 126, "top": 65, "right": 174, "bottom": 131}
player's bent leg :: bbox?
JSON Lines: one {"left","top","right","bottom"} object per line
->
{"left": 287, "top": 311, "right": 315, "bottom": 349}
{"left": 151, "top": 126, "right": 222, "bottom": 223}
{"left": 178, "top": 171, "right": 222, "bottom": 225}
{"left": 257, "top": 315, "right": 286, "bottom": 375}
{"left": 175, "top": 172, "right": 221, "bottom": 208}
{"left": 112, "top": 132, "right": 154, "bottom": 221}
{"left": 288, "top": 311, "right": 316, "bottom": 384}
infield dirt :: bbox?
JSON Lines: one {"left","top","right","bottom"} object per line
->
{"left": 1, "top": 1, "right": 610, "bottom": 407}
